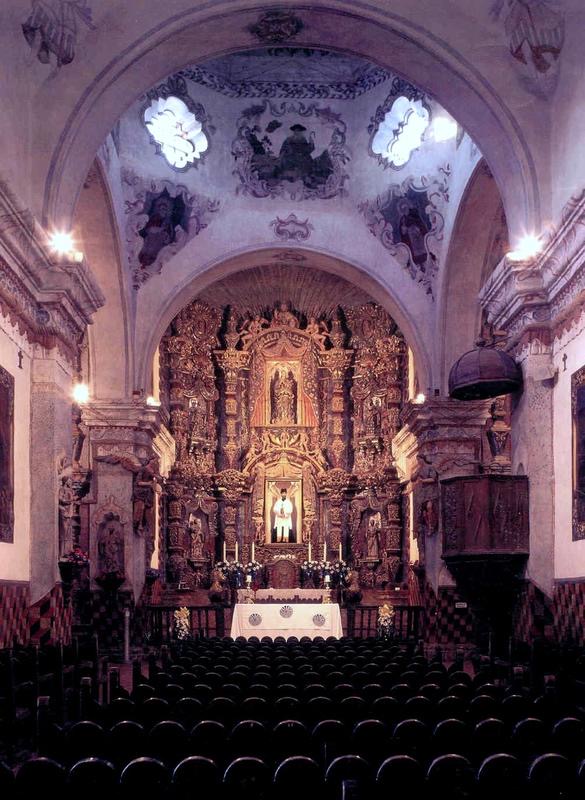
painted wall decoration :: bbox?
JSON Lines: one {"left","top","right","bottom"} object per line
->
{"left": 232, "top": 101, "right": 350, "bottom": 201}
{"left": 573, "top": 365, "right": 585, "bottom": 541}
{"left": 181, "top": 50, "right": 391, "bottom": 100}
{"left": 248, "top": 10, "right": 304, "bottom": 44}
{"left": 271, "top": 213, "right": 313, "bottom": 242}
{"left": 123, "top": 171, "right": 219, "bottom": 289}
{"left": 22, "top": 0, "right": 95, "bottom": 67}
{"left": 0, "top": 366, "right": 14, "bottom": 543}
{"left": 359, "top": 168, "right": 450, "bottom": 298}
{"left": 490, "top": 0, "right": 565, "bottom": 96}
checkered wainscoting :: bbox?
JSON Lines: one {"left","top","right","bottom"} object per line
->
{"left": 29, "top": 583, "right": 72, "bottom": 646}
{"left": 423, "top": 583, "right": 477, "bottom": 646}
{"left": 0, "top": 581, "right": 30, "bottom": 647}
{"left": 91, "top": 590, "right": 135, "bottom": 649}
{"left": 553, "top": 581, "right": 585, "bottom": 646}
{"left": 513, "top": 581, "right": 555, "bottom": 643}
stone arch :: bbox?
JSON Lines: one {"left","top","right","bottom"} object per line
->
{"left": 437, "top": 159, "right": 509, "bottom": 392}
{"left": 136, "top": 246, "right": 433, "bottom": 397}
{"left": 41, "top": 2, "right": 539, "bottom": 241}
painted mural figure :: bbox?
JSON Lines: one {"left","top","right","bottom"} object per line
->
{"left": 397, "top": 199, "right": 430, "bottom": 268}
{"left": 22, "top": 0, "right": 95, "bottom": 67}
{"left": 273, "top": 488, "right": 293, "bottom": 543}
{"left": 245, "top": 122, "right": 333, "bottom": 189}
{"left": 138, "top": 190, "right": 187, "bottom": 268}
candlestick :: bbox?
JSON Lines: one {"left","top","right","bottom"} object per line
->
{"left": 246, "top": 574, "right": 252, "bottom": 585}
{"left": 339, "top": 542, "right": 342, "bottom": 561}
{"left": 235, "top": 540, "right": 239, "bottom": 563}
{"left": 308, "top": 541, "right": 312, "bottom": 561}
{"left": 251, "top": 541, "right": 255, "bottom": 562}
{"left": 323, "top": 541, "right": 326, "bottom": 561}
{"left": 222, "top": 542, "right": 226, "bottom": 562}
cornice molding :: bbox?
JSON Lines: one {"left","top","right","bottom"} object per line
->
{"left": 480, "top": 189, "right": 585, "bottom": 347}
{"left": 0, "top": 181, "right": 105, "bottom": 363}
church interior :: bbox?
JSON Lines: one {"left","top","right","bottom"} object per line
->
{"left": 2, "top": 0, "right": 585, "bottom": 794}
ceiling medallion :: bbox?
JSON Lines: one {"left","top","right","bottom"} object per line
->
{"left": 249, "top": 10, "right": 304, "bottom": 44}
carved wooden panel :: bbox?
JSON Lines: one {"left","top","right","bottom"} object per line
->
{"left": 268, "top": 559, "right": 300, "bottom": 589}
{"left": 441, "top": 475, "right": 529, "bottom": 556}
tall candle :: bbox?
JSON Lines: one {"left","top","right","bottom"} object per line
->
{"left": 323, "top": 541, "right": 326, "bottom": 561}
{"left": 308, "top": 541, "right": 312, "bottom": 561}
{"left": 235, "top": 540, "right": 239, "bottom": 562}
{"left": 339, "top": 542, "right": 343, "bottom": 561}
{"left": 222, "top": 542, "right": 226, "bottom": 562}
{"left": 251, "top": 541, "right": 255, "bottom": 562}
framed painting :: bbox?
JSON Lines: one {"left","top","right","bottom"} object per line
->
{"left": 265, "top": 478, "right": 302, "bottom": 544}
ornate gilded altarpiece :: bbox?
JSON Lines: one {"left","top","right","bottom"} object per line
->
{"left": 161, "top": 299, "right": 407, "bottom": 590}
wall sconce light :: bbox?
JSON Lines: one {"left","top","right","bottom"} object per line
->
{"left": 72, "top": 382, "right": 89, "bottom": 404}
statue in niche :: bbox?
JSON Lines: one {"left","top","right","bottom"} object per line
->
{"left": 364, "top": 396, "right": 383, "bottom": 435}
{"left": 188, "top": 513, "right": 205, "bottom": 560}
{"left": 271, "top": 366, "right": 297, "bottom": 424}
{"left": 366, "top": 513, "right": 382, "bottom": 559}
{"left": 97, "top": 512, "right": 125, "bottom": 576}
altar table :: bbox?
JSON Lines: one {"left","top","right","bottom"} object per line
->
{"left": 237, "top": 588, "right": 334, "bottom": 603}
{"left": 230, "top": 602, "right": 343, "bottom": 640}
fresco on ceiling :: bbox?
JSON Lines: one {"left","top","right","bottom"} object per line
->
{"left": 181, "top": 49, "right": 390, "bottom": 100}
{"left": 248, "top": 10, "right": 304, "bottom": 44}
{"left": 490, "top": 0, "right": 564, "bottom": 96}
{"left": 22, "top": 0, "right": 95, "bottom": 67}
{"left": 232, "top": 101, "right": 350, "bottom": 201}
{"left": 359, "top": 168, "right": 450, "bottom": 298}
{"left": 123, "top": 172, "right": 219, "bottom": 289}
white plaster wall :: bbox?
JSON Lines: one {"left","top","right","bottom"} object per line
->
{"left": 552, "top": 310, "right": 585, "bottom": 579}
{"left": 0, "top": 316, "right": 32, "bottom": 582}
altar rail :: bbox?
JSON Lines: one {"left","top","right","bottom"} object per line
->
{"left": 144, "top": 604, "right": 424, "bottom": 643}
{"left": 346, "top": 605, "right": 424, "bottom": 640}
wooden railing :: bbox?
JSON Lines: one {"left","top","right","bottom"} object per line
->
{"left": 144, "top": 603, "right": 424, "bottom": 643}
{"left": 345, "top": 605, "right": 424, "bottom": 640}
{"left": 145, "top": 605, "right": 226, "bottom": 644}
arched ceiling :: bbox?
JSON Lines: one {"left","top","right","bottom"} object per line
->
{"left": 197, "top": 261, "right": 373, "bottom": 318}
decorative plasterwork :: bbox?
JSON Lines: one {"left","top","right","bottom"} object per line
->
{"left": 232, "top": 100, "right": 350, "bottom": 201}
{"left": 359, "top": 168, "right": 450, "bottom": 298}
{"left": 123, "top": 170, "right": 219, "bottom": 289}
{"left": 143, "top": 75, "right": 213, "bottom": 171}
{"left": 572, "top": 366, "right": 585, "bottom": 541}
{"left": 490, "top": 0, "right": 565, "bottom": 97}
{"left": 480, "top": 189, "right": 585, "bottom": 347}
{"left": 368, "top": 78, "right": 427, "bottom": 169}
{"left": 0, "top": 182, "right": 104, "bottom": 364}
{"left": 270, "top": 214, "right": 313, "bottom": 242}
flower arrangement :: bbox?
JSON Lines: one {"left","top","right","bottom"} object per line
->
{"left": 215, "top": 560, "right": 264, "bottom": 588}
{"left": 59, "top": 546, "right": 89, "bottom": 565}
{"left": 301, "top": 560, "right": 349, "bottom": 587}
{"left": 378, "top": 603, "right": 396, "bottom": 639}
{"left": 174, "top": 606, "right": 191, "bottom": 640}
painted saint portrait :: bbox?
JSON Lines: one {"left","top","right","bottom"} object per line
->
{"left": 138, "top": 188, "right": 189, "bottom": 268}
{"left": 266, "top": 479, "right": 301, "bottom": 543}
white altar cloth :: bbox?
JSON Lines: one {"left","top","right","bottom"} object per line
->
{"left": 238, "top": 588, "right": 333, "bottom": 603}
{"left": 230, "top": 602, "right": 343, "bottom": 640}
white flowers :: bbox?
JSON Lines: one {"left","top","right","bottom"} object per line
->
{"left": 144, "top": 96, "right": 208, "bottom": 169}
{"left": 372, "top": 96, "right": 429, "bottom": 168}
